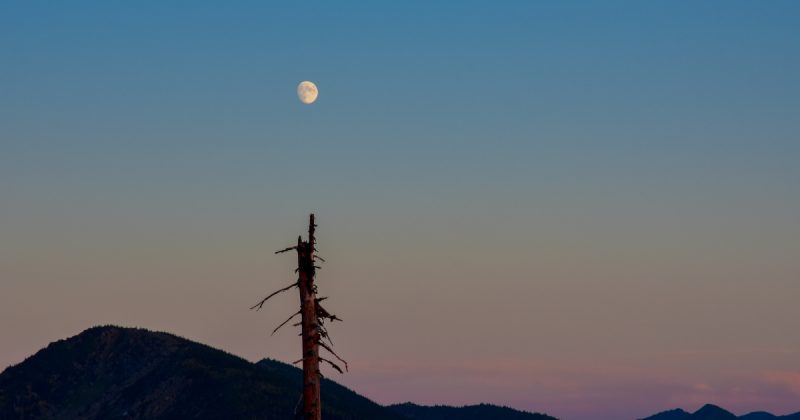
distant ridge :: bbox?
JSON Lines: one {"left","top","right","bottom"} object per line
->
{"left": 3, "top": 326, "right": 797, "bottom": 420}
{"left": 640, "top": 404, "right": 800, "bottom": 420}
{"left": 389, "top": 402, "right": 556, "bottom": 419}
{"left": 642, "top": 408, "right": 692, "bottom": 420}
{"left": 693, "top": 404, "right": 737, "bottom": 420}
{"left": 0, "top": 325, "right": 555, "bottom": 420}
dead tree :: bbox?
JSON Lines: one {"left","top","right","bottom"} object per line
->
{"left": 252, "top": 214, "right": 346, "bottom": 420}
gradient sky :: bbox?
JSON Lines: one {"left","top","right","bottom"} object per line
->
{"left": 2, "top": 2, "right": 799, "bottom": 419}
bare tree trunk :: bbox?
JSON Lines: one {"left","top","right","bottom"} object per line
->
{"left": 298, "top": 215, "right": 321, "bottom": 420}
{"left": 252, "top": 213, "right": 347, "bottom": 420}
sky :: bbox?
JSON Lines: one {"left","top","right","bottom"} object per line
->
{"left": 1, "top": 2, "right": 799, "bottom": 419}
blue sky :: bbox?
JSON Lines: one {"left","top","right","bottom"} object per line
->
{"left": 3, "top": 2, "right": 799, "bottom": 208}
{"left": 2, "top": 2, "right": 799, "bottom": 419}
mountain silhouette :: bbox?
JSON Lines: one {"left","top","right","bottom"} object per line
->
{"left": 643, "top": 408, "right": 692, "bottom": 420}
{"left": 640, "top": 404, "right": 800, "bottom": 420}
{"left": 693, "top": 404, "right": 738, "bottom": 420}
{"left": 389, "top": 402, "right": 555, "bottom": 419}
{"left": 0, "top": 326, "right": 555, "bottom": 420}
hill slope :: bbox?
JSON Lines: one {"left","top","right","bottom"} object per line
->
{"left": 389, "top": 402, "right": 557, "bottom": 420}
{"left": 640, "top": 405, "right": 800, "bottom": 420}
{"left": 0, "top": 326, "right": 556, "bottom": 420}
{"left": 0, "top": 326, "right": 405, "bottom": 420}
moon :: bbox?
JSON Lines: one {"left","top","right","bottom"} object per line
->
{"left": 297, "top": 81, "right": 319, "bottom": 104}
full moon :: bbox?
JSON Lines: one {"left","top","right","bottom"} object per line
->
{"left": 297, "top": 81, "right": 319, "bottom": 104}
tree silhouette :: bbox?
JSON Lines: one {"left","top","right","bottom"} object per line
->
{"left": 252, "top": 214, "right": 346, "bottom": 420}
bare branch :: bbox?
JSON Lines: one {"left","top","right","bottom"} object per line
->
{"left": 317, "top": 322, "right": 329, "bottom": 336}
{"left": 272, "top": 310, "right": 302, "bottom": 335}
{"left": 318, "top": 324, "right": 334, "bottom": 346}
{"left": 316, "top": 303, "right": 342, "bottom": 322}
{"left": 319, "top": 357, "right": 345, "bottom": 374}
{"left": 275, "top": 246, "right": 297, "bottom": 254}
{"left": 250, "top": 281, "right": 298, "bottom": 310}
{"left": 319, "top": 341, "right": 348, "bottom": 372}
{"left": 313, "top": 255, "right": 326, "bottom": 262}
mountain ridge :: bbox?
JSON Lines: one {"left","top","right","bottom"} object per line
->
{"left": 390, "top": 401, "right": 554, "bottom": 419}
{"left": 2, "top": 326, "right": 798, "bottom": 420}
{"left": 640, "top": 404, "right": 800, "bottom": 420}
{"left": 0, "top": 325, "right": 554, "bottom": 420}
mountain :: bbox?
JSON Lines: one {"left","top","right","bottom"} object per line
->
{"left": 641, "top": 405, "right": 800, "bottom": 420}
{"left": 692, "top": 404, "right": 738, "bottom": 420}
{"left": 740, "top": 413, "right": 778, "bottom": 420}
{"left": 741, "top": 413, "right": 800, "bottom": 420}
{"left": 642, "top": 408, "right": 691, "bottom": 420}
{"left": 389, "top": 402, "right": 556, "bottom": 420}
{"left": 0, "top": 326, "right": 556, "bottom": 420}
{"left": 0, "top": 325, "right": 404, "bottom": 419}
